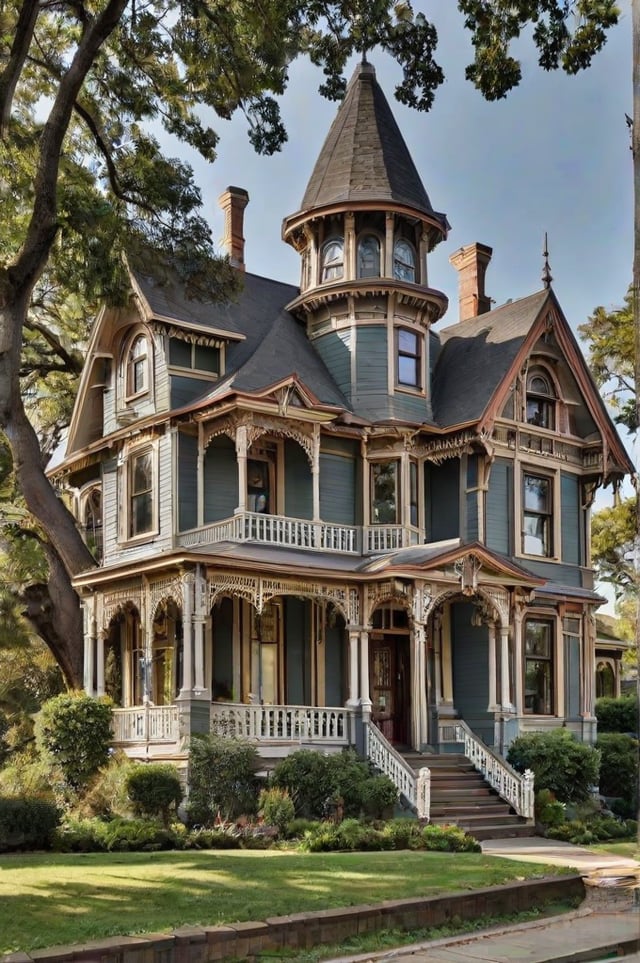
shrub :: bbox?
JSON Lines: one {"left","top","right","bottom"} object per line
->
{"left": 422, "top": 823, "right": 481, "bottom": 852}
{"left": 126, "top": 763, "right": 183, "bottom": 825}
{"left": 284, "top": 818, "right": 320, "bottom": 839}
{"left": 596, "top": 695, "right": 638, "bottom": 735}
{"left": 546, "top": 816, "right": 637, "bottom": 846}
{"left": 35, "top": 693, "right": 113, "bottom": 795}
{"left": 0, "top": 748, "right": 54, "bottom": 799}
{"left": 76, "top": 751, "right": 133, "bottom": 820}
{"left": 0, "top": 797, "right": 60, "bottom": 851}
{"left": 596, "top": 733, "right": 638, "bottom": 807}
{"left": 271, "top": 749, "right": 334, "bottom": 818}
{"left": 380, "top": 818, "right": 423, "bottom": 849}
{"left": 360, "top": 774, "right": 398, "bottom": 818}
{"left": 535, "top": 789, "right": 566, "bottom": 829}
{"left": 324, "top": 751, "right": 372, "bottom": 817}
{"left": 259, "top": 787, "right": 295, "bottom": 835}
{"left": 187, "top": 734, "right": 258, "bottom": 825}
{"left": 506, "top": 729, "right": 600, "bottom": 803}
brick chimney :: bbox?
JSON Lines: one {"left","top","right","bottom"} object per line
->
{"left": 218, "top": 186, "right": 249, "bottom": 270}
{"left": 449, "top": 243, "right": 493, "bottom": 321}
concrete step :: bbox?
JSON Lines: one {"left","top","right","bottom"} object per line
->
{"left": 430, "top": 787, "right": 495, "bottom": 799}
{"left": 429, "top": 803, "right": 508, "bottom": 817}
{"left": 464, "top": 823, "right": 536, "bottom": 841}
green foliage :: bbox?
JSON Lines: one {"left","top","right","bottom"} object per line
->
{"left": 34, "top": 693, "right": 113, "bottom": 796}
{"left": 0, "top": 796, "right": 60, "bottom": 851}
{"left": 271, "top": 748, "right": 334, "bottom": 818}
{"left": 360, "top": 774, "right": 399, "bottom": 818}
{"left": 596, "top": 695, "right": 639, "bottom": 734}
{"left": 579, "top": 287, "right": 635, "bottom": 431}
{"left": 54, "top": 817, "right": 182, "bottom": 853}
{"left": 258, "top": 786, "right": 295, "bottom": 835}
{"left": 0, "top": 747, "right": 53, "bottom": 799}
{"left": 546, "top": 816, "right": 637, "bottom": 846}
{"left": 125, "top": 763, "right": 183, "bottom": 826}
{"left": 534, "top": 789, "right": 566, "bottom": 829}
{"left": 76, "top": 751, "right": 133, "bottom": 820}
{"left": 596, "top": 733, "right": 638, "bottom": 805}
{"left": 187, "top": 734, "right": 259, "bottom": 825}
{"left": 507, "top": 729, "right": 600, "bottom": 803}
{"left": 299, "top": 818, "right": 480, "bottom": 853}
{"left": 284, "top": 817, "right": 320, "bottom": 839}
{"left": 591, "top": 500, "right": 637, "bottom": 600}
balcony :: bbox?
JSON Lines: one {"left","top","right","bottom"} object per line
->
{"left": 177, "top": 511, "right": 415, "bottom": 556}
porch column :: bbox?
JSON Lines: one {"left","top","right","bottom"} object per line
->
{"left": 582, "top": 610, "right": 596, "bottom": 717}
{"left": 413, "top": 622, "right": 428, "bottom": 749}
{"left": 83, "top": 604, "right": 96, "bottom": 695}
{"left": 179, "top": 576, "right": 193, "bottom": 698}
{"left": 96, "top": 631, "right": 105, "bottom": 696}
{"left": 513, "top": 604, "right": 524, "bottom": 714}
{"left": 347, "top": 629, "right": 359, "bottom": 706}
{"left": 500, "top": 625, "right": 512, "bottom": 711}
{"left": 312, "top": 425, "right": 321, "bottom": 523}
{"left": 441, "top": 608, "right": 454, "bottom": 705}
{"left": 236, "top": 425, "right": 248, "bottom": 512}
{"left": 193, "top": 572, "right": 207, "bottom": 695}
{"left": 359, "top": 628, "right": 372, "bottom": 713}
{"left": 487, "top": 623, "right": 498, "bottom": 711}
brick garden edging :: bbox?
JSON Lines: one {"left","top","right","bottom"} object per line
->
{"left": 2, "top": 875, "right": 584, "bottom": 963}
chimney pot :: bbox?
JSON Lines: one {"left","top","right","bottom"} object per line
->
{"left": 218, "top": 186, "right": 249, "bottom": 271}
{"left": 449, "top": 242, "right": 493, "bottom": 322}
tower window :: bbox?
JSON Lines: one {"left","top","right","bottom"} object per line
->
{"left": 526, "top": 371, "right": 555, "bottom": 429}
{"left": 357, "top": 234, "right": 381, "bottom": 278}
{"left": 321, "top": 238, "right": 344, "bottom": 282}
{"left": 396, "top": 327, "right": 422, "bottom": 389}
{"left": 393, "top": 239, "right": 416, "bottom": 282}
{"left": 127, "top": 334, "right": 149, "bottom": 397}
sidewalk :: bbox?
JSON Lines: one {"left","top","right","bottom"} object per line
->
{"left": 327, "top": 836, "right": 640, "bottom": 963}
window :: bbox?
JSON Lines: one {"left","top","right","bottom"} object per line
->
{"left": 393, "top": 239, "right": 416, "bottom": 282}
{"left": 396, "top": 328, "right": 422, "bottom": 389}
{"left": 526, "top": 371, "right": 555, "bottom": 429}
{"left": 371, "top": 461, "right": 399, "bottom": 524}
{"left": 247, "top": 458, "right": 271, "bottom": 514}
{"left": 127, "top": 334, "right": 149, "bottom": 397}
{"left": 82, "top": 486, "right": 103, "bottom": 562}
{"left": 524, "top": 620, "right": 554, "bottom": 714}
{"left": 321, "top": 238, "right": 344, "bottom": 282}
{"left": 596, "top": 661, "right": 615, "bottom": 698}
{"left": 169, "top": 338, "right": 220, "bottom": 375}
{"left": 357, "top": 234, "right": 381, "bottom": 278}
{"left": 129, "top": 450, "right": 154, "bottom": 538}
{"left": 522, "top": 472, "right": 552, "bottom": 556}
{"left": 409, "top": 460, "right": 418, "bottom": 527}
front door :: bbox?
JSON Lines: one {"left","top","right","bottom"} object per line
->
{"left": 370, "top": 607, "right": 411, "bottom": 746}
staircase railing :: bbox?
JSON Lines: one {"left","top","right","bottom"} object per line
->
{"left": 439, "top": 719, "right": 535, "bottom": 821}
{"left": 364, "top": 721, "right": 430, "bottom": 819}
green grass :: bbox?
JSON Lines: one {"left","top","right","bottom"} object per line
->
{"left": 0, "top": 849, "right": 568, "bottom": 955}
{"left": 588, "top": 840, "right": 640, "bottom": 860}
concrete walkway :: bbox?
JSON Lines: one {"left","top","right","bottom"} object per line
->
{"left": 327, "top": 837, "right": 640, "bottom": 963}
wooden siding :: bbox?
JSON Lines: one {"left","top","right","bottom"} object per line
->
{"left": 426, "top": 460, "right": 460, "bottom": 542}
{"left": 284, "top": 440, "right": 312, "bottom": 519}
{"left": 486, "top": 458, "right": 513, "bottom": 555}
{"left": 204, "top": 435, "right": 238, "bottom": 522}
{"left": 178, "top": 431, "right": 198, "bottom": 532}
{"left": 565, "top": 634, "right": 581, "bottom": 719}
{"left": 451, "top": 602, "right": 493, "bottom": 747}
{"left": 560, "top": 472, "right": 581, "bottom": 566}
{"left": 170, "top": 375, "right": 215, "bottom": 409}
{"left": 325, "top": 621, "right": 345, "bottom": 706}
{"left": 101, "top": 457, "right": 119, "bottom": 565}
{"left": 154, "top": 335, "right": 170, "bottom": 411}
{"left": 465, "top": 455, "right": 479, "bottom": 542}
{"left": 353, "top": 325, "right": 389, "bottom": 417}
{"left": 521, "top": 558, "right": 583, "bottom": 586}
{"left": 320, "top": 453, "right": 356, "bottom": 525}
{"left": 285, "top": 597, "right": 309, "bottom": 705}
{"left": 314, "top": 330, "right": 352, "bottom": 402}
{"left": 212, "top": 597, "right": 234, "bottom": 700}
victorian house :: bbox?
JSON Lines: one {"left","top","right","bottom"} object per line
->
{"left": 50, "top": 61, "right": 632, "bottom": 824}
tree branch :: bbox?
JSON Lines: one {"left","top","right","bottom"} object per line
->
{"left": 24, "top": 318, "right": 84, "bottom": 373}
{"left": 0, "top": 0, "right": 40, "bottom": 138}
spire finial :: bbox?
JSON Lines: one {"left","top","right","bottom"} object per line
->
{"left": 542, "top": 232, "right": 552, "bottom": 289}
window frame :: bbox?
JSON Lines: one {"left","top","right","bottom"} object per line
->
{"left": 321, "top": 237, "right": 345, "bottom": 283}
{"left": 393, "top": 238, "right": 416, "bottom": 283}
{"left": 121, "top": 443, "right": 158, "bottom": 543}
{"left": 370, "top": 459, "right": 400, "bottom": 525}
{"left": 395, "top": 326, "right": 423, "bottom": 391}
{"left": 523, "top": 618, "right": 555, "bottom": 715}
{"left": 525, "top": 368, "right": 556, "bottom": 430}
{"left": 357, "top": 233, "right": 382, "bottom": 279}
{"left": 126, "top": 333, "right": 150, "bottom": 400}
{"left": 168, "top": 337, "right": 221, "bottom": 377}
{"left": 522, "top": 470, "right": 554, "bottom": 558}
{"left": 80, "top": 483, "right": 103, "bottom": 561}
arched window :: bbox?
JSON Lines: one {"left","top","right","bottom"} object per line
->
{"left": 526, "top": 370, "right": 556, "bottom": 429}
{"left": 321, "top": 238, "right": 344, "bottom": 282}
{"left": 127, "top": 334, "right": 149, "bottom": 397}
{"left": 596, "top": 661, "right": 615, "bottom": 699}
{"left": 357, "top": 234, "right": 381, "bottom": 278}
{"left": 82, "top": 486, "right": 103, "bottom": 562}
{"left": 393, "top": 239, "right": 416, "bottom": 282}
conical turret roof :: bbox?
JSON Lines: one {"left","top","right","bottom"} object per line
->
{"left": 298, "top": 60, "right": 446, "bottom": 227}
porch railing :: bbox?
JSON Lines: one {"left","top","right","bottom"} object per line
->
{"left": 210, "top": 702, "right": 351, "bottom": 744}
{"left": 364, "top": 525, "right": 406, "bottom": 554}
{"left": 112, "top": 705, "right": 181, "bottom": 744}
{"left": 364, "top": 721, "right": 430, "bottom": 819}
{"left": 178, "top": 511, "right": 359, "bottom": 554}
{"left": 438, "top": 719, "right": 535, "bottom": 820}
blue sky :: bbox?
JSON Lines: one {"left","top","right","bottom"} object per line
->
{"left": 182, "top": 3, "right": 633, "bottom": 344}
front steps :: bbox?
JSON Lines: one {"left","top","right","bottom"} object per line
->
{"left": 403, "top": 752, "right": 535, "bottom": 841}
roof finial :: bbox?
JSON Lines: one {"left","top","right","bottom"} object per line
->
{"left": 542, "top": 232, "right": 552, "bottom": 289}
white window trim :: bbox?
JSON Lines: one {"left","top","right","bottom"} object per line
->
{"left": 119, "top": 440, "right": 159, "bottom": 545}
{"left": 517, "top": 465, "right": 560, "bottom": 561}
{"left": 356, "top": 231, "right": 384, "bottom": 280}
{"left": 120, "top": 325, "right": 154, "bottom": 407}
{"left": 166, "top": 336, "right": 224, "bottom": 380}
{"left": 523, "top": 613, "right": 561, "bottom": 717}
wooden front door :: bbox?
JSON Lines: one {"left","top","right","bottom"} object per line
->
{"left": 370, "top": 632, "right": 410, "bottom": 746}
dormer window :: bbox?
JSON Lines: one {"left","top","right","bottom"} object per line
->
{"left": 393, "top": 239, "right": 416, "bottom": 283}
{"left": 357, "top": 235, "right": 381, "bottom": 278}
{"left": 127, "top": 334, "right": 149, "bottom": 397}
{"left": 526, "top": 371, "right": 555, "bottom": 429}
{"left": 396, "top": 327, "right": 423, "bottom": 390}
{"left": 321, "top": 238, "right": 344, "bottom": 282}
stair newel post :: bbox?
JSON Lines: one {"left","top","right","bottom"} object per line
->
{"left": 417, "top": 766, "right": 431, "bottom": 821}
{"left": 523, "top": 768, "right": 535, "bottom": 821}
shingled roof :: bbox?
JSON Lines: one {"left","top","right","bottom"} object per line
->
{"left": 432, "top": 290, "right": 549, "bottom": 428}
{"left": 298, "top": 60, "right": 446, "bottom": 226}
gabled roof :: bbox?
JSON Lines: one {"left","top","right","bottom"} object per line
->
{"left": 296, "top": 60, "right": 447, "bottom": 229}
{"left": 358, "top": 540, "right": 545, "bottom": 585}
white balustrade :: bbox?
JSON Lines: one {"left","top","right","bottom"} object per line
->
{"left": 112, "top": 705, "right": 180, "bottom": 744}
{"left": 178, "top": 512, "right": 359, "bottom": 554}
{"left": 364, "top": 525, "right": 405, "bottom": 553}
{"left": 210, "top": 703, "right": 350, "bottom": 744}
{"left": 438, "top": 719, "right": 535, "bottom": 820}
{"left": 364, "top": 722, "right": 429, "bottom": 819}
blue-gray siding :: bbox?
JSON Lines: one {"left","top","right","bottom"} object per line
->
{"left": 565, "top": 634, "right": 581, "bottom": 719}
{"left": 284, "top": 440, "right": 312, "bottom": 519}
{"left": 212, "top": 597, "right": 234, "bottom": 700}
{"left": 178, "top": 431, "right": 198, "bottom": 531}
{"left": 314, "top": 330, "right": 352, "bottom": 402}
{"left": 465, "top": 455, "right": 479, "bottom": 542}
{"left": 170, "top": 375, "right": 215, "bottom": 408}
{"left": 325, "top": 618, "right": 345, "bottom": 706}
{"left": 426, "top": 460, "right": 460, "bottom": 541}
{"left": 560, "top": 472, "right": 581, "bottom": 566}
{"left": 486, "top": 458, "right": 513, "bottom": 555}
{"left": 451, "top": 602, "right": 493, "bottom": 747}
{"left": 204, "top": 435, "right": 238, "bottom": 522}
{"left": 320, "top": 453, "right": 356, "bottom": 525}
{"left": 285, "top": 597, "right": 309, "bottom": 704}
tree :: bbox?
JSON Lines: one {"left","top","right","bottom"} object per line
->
{"left": 591, "top": 498, "right": 637, "bottom": 599}
{"left": 0, "top": 1, "right": 621, "bottom": 686}
{"left": 579, "top": 288, "right": 635, "bottom": 432}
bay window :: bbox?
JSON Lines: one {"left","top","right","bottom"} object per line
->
{"left": 524, "top": 619, "right": 554, "bottom": 715}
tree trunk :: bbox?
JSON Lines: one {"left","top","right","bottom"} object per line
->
{"left": 632, "top": 0, "right": 640, "bottom": 850}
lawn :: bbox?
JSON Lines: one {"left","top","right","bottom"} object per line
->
{"left": 588, "top": 840, "right": 640, "bottom": 861}
{"left": 0, "top": 849, "right": 566, "bottom": 955}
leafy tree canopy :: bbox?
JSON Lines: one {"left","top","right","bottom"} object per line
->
{"left": 579, "top": 286, "right": 636, "bottom": 431}
{"left": 591, "top": 497, "right": 637, "bottom": 600}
